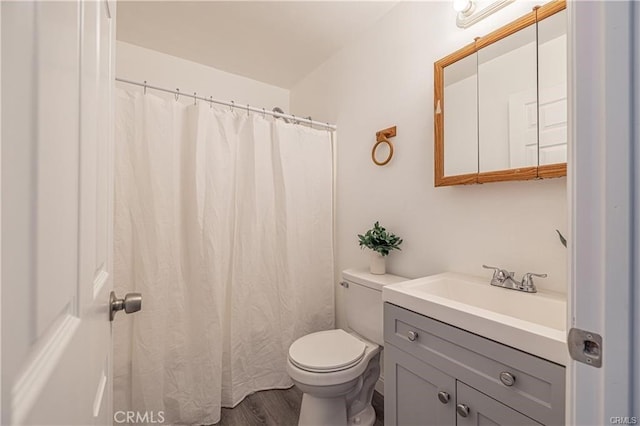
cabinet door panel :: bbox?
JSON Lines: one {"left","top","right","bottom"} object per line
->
{"left": 385, "top": 345, "right": 455, "bottom": 426}
{"left": 456, "top": 382, "right": 541, "bottom": 426}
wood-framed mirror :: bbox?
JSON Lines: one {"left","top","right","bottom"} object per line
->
{"left": 434, "top": 0, "right": 567, "bottom": 187}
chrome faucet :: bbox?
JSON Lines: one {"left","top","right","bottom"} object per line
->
{"left": 482, "top": 265, "right": 546, "bottom": 293}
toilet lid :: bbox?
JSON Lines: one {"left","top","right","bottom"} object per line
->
{"left": 289, "top": 329, "right": 366, "bottom": 373}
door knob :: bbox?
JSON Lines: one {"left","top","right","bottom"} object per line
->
{"left": 110, "top": 291, "right": 142, "bottom": 321}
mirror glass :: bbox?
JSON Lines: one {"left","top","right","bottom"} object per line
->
{"left": 443, "top": 53, "right": 478, "bottom": 176}
{"left": 434, "top": 1, "right": 567, "bottom": 187}
{"left": 537, "top": 9, "right": 567, "bottom": 166}
{"left": 478, "top": 24, "right": 537, "bottom": 173}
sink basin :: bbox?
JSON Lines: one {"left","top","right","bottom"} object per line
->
{"left": 382, "top": 272, "right": 568, "bottom": 365}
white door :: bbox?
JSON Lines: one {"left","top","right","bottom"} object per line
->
{"left": 568, "top": 0, "right": 638, "bottom": 424}
{"left": 537, "top": 84, "right": 567, "bottom": 165}
{"left": 508, "top": 84, "right": 567, "bottom": 169}
{"left": 508, "top": 88, "right": 538, "bottom": 168}
{"left": 2, "top": 1, "right": 123, "bottom": 424}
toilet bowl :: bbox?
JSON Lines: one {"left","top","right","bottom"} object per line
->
{"left": 287, "top": 329, "right": 381, "bottom": 426}
{"left": 287, "top": 269, "right": 408, "bottom": 426}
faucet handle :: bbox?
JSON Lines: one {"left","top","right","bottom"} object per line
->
{"left": 521, "top": 272, "right": 547, "bottom": 288}
{"left": 482, "top": 265, "right": 501, "bottom": 275}
{"left": 482, "top": 264, "right": 500, "bottom": 277}
{"left": 482, "top": 265, "right": 512, "bottom": 281}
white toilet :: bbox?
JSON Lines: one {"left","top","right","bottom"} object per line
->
{"left": 287, "top": 269, "right": 407, "bottom": 426}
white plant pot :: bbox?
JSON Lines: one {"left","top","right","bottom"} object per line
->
{"left": 370, "top": 251, "right": 386, "bottom": 275}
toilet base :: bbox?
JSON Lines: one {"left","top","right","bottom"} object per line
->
{"left": 298, "top": 394, "right": 377, "bottom": 426}
{"left": 349, "top": 404, "right": 376, "bottom": 426}
{"left": 295, "top": 352, "right": 381, "bottom": 426}
{"left": 298, "top": 393, "right": 347, "bottom": 426}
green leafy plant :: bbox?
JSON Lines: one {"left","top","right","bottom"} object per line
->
{"left": 358, "top": 221, "right": 403, "bottom": 256}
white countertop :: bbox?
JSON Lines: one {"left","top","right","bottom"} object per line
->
{"left": 382, "top": 272, "right": 569, "bottom": 365}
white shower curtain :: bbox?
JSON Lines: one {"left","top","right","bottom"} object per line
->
{"left": 113, "top": 89, "right": 335, "bottom": 425}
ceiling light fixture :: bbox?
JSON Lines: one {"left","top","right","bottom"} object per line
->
{"left": 455, "top": 0, "right": 516, "bottom": 29}
{"left": 453, "top": 0, "right": 475, "bottom": 16}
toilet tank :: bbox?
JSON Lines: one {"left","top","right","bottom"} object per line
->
{"left": 342, "top": 269, "right": 408, "bottom": 345}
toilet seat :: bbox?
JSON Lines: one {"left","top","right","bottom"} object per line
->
{"left": 289, "top": 329, "right": 366, "bottom": 373}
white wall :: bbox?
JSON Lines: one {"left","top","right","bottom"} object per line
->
{"left": 116, "top": 41, "right": 289, "bottom": 111}
{"left": 291, "top": 1, "right": 567, "bottom": 330}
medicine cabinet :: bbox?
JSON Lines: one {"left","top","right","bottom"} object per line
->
{"left": 434, "top": 0, "right": 567, "bottom": 186}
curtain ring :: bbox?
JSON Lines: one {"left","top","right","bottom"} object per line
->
{"left": 307, "top": 116, "right": 313, "bottom": 128}
{"left": 143, "top": 80, "right": 147, "bottom": 95}
{"left": 175, "top": 88, "right": 180, "bottom": 102}
{"left": 292, "top": 114, "right": 296, "bottom": 124}
{"left": 247, "top": 104, "right": 250, "bottom": 117}
{"left": 372, "top": 137, "right": 394, "bottom": 166}
{"left": 209, "top": 96, "right": 213, "bottom": 109}
{"left": 194, "top": 92, "right": 197, "bottom": 105}
{"left": 230, "top": 100, "right": 235, "bottom": 112}
{"left": 262, "top": 108, "right": 266, "bottom": 118}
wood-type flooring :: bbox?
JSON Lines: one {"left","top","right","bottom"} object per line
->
{"left": 214, "top": 387, "right": 384, "bottom": 426}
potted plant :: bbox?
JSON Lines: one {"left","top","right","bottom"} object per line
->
{"left": 358, "top": 221, "right": 403, "bottom": 275}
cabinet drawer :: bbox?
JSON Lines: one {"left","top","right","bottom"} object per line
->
{"left": 384, "top": 303, "right": 565, "bottom": 425}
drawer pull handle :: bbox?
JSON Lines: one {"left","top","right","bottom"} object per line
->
{"left": 500, "top": 371, "right": 516, "bottom": 386}
{"left": 456, "top": 403, "right": 470, "bottom": 417}
{"left": 407, "top": 331, "right": 418, "bottom": 341}
{"left": 437, "top": 391, "right": 450, "bottom": 404}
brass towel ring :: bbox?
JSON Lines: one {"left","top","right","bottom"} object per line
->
{"left": 372, "top": 137, "right": 394, "bottom": 166}
{"left": 372, "top": 126, "right": 397, "bottom": 166}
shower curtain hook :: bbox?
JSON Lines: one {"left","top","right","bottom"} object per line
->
{"left": 175, "top": 88, "right": 180, "bottom": 102}
{"left": 209, "top": 96, "right": 213, "bottom": 109}
{"left": 143, "top": 80, "right": 147, "bottom": 95}
{"left": 262, "top": 108, "right": 266, "bottom": 118}
{"left": 307, "top": 116, "right": 313, "bottom": 128}
{"left": 230, "top": 100, "right": 235, "bottom": 112}
{"left": 194, "top": 92, "right": 197, "bottom": 105}
{"left": 292, "top": 114, "right": 296, "bottom": 124}
{"left": 246, "top": 104, "right": 250, "bottom": 117}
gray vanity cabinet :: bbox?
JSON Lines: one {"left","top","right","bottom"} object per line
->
{"left": 384, "top": 303, "right": 565, "bottom": 426}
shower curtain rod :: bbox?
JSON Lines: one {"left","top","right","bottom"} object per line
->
{"left": 115, "top": 77, "right": 337, "bottom": 131}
